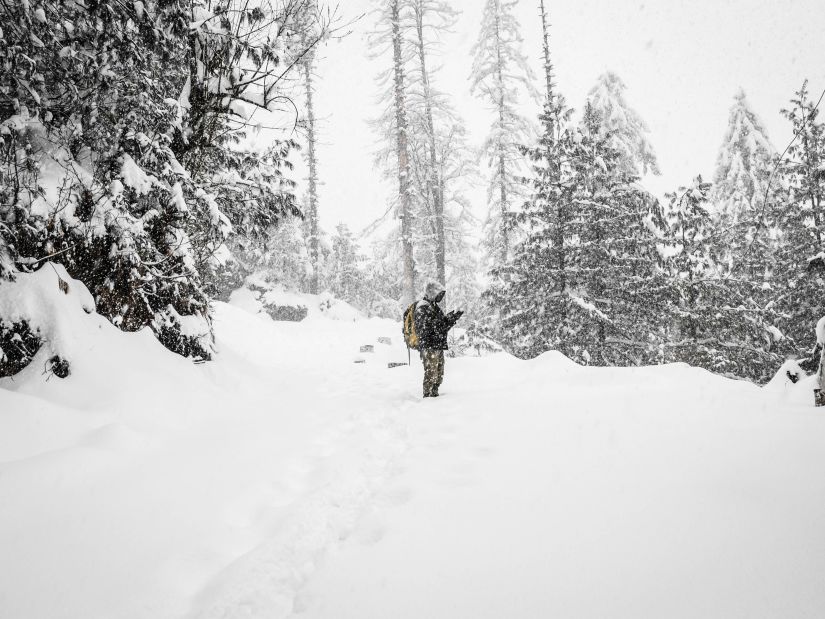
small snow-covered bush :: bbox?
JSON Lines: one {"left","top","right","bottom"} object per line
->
{"left": 447, "top": 325, "right": 503, "bottom": 358}
{"left": 0, "top": 263, "right": 94, "bottom": 378}
{"left": 0, "top": 319, "right": 41, "bottom": 378}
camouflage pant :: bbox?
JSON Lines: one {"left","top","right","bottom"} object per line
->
{"left": 420, "top": 349, "right": 444, "bottom": 396}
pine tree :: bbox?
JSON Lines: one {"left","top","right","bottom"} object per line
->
{"left": 772, "top": 81, "right": 825, "bottom": 351}
{"left": 369, "top": 0, "right": 480, "bottom": 311}
{"left": 711, "top": 89, "right": 777, "bottom": 280}
{"left": 408, "top": 0, "right": 479, "bottom": 304}
{"left": 329, "top": 223, "right": 363, "bottom": 303}
{"left": 367, "top": 0, "right": 417, "bottom": 305}
{"left": 489, "top": 104, "right": 667, "bottom": 363}
{"left": 409, "top": 0, "right": 456, "bottom": 286}
{"left": 663, "top": 177, "right": 783, "bottom": 382}
{"left": 585, "top": 72, "right": 660, "bottom": 178}
{"left": 296, "top": 0, "right": 322, "bottom": 295}
{"left": 470, "top": 0, "right": 538, "bottom": 267}
{"left": 485, "top": 4, "right": 667, "bottom": 365}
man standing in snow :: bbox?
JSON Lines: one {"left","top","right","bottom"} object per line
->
{"left": 414, "top": 282, "right": 463, "bottom": 398}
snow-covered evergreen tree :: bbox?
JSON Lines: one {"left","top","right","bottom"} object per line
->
{"left": 329, "top": 224, "right": 363, "bottom": 304}
{"left": 584, "top": 72, "right": 660, "bottom": 178}
{"left": 488, "top": 102, "right": 668, "bottom": 364}
{"left": 663, "top": 177, "right": 783, "bottom": 382}
{"left": 711, "top": 89, "right": 777, "bottom": 280}
{"left": 486, "top": 8, "right": 667, "bottom": 365}
{"left": 295, "top": 0, "right": 323, "bottom": 295}
{"left": 371, "top": 0, "right": 417, "bottom": 305}
{"left": 772, "top": 81, "right": 825, "bottom": 352}
{"left": 369, "top": 0, "right": 481, "bottom": 313}
{"left": 470, "top": 0, "right": 538, "bottom": 267}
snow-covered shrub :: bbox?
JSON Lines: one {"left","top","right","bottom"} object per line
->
{"left": 0, "top": 319, "right": 40, "bottom": 378}
{"left": 447, "top": 325, "right": 503, "bottom": 358}
{"left": 662, "top": 177, "right": 786, "bottom": 383}
{"left": 0, "top": 0, "right": 323, "bottom": 362}
{"left": 0, "top": 264, "right": 94, "bottom": 378}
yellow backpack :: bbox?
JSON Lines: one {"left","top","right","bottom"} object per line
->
{"left": 402, "top": 302, "right": 419, "bottom": 350}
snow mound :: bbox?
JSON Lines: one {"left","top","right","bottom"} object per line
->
{"left": 2, "top": 300, "right": 825, "bottom": 619}
{"left": 764, "top": 359, "right": 818, "bottom": 406}
{"left": 229, "top": 275, "right": 363, "bottom": 322}
{"left": 0, "top": 263, "right": 96, "bottom": 378}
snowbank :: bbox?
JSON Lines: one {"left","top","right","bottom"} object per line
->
{"left": 0, "top": 263, "right": 96, "bottom": 378}
{"left": 229, "top": 274, "right": 363, "bottom": 322}
{"left": 1, "top": 296, "right": 824, "bottom": 619}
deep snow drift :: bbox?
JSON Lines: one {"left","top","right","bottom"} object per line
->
{"left": 1, "top": 272, "right": 824, "bottom": 619}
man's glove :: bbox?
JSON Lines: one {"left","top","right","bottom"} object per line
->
{"left": 448, "top": 310, "right": 464, "bottom": 324}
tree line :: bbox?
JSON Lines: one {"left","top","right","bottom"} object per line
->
{"left": 316, "top": 0, "right": 824, "bottom": 384}
{"left": 3, "top": 0, "right": 824, "bottom": 386}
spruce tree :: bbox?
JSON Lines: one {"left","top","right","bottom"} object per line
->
{"left": 585, "top": 72, "right": 660, "bottom": 177}
{"left": 772, "top": 81, "right": 825, "bottom": 352}
{"left": 329, "top": 223, "right": 363, "bottom": 304}
{"left": 489, "top": 103, "right": 667, "bottom": 364}
{"left": 486, "top": 4, "right": 667, "bottom": 365}
{"left": 711, "top": 89, "right": 777, "bottom": 281}
{"left": 663, "top": 177, "right": 783, "bottom": 382}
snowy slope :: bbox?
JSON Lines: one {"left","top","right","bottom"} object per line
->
{"left": 1, "top": 282, "right": 824, "bottom": 619}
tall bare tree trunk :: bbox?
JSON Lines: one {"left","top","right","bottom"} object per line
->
{"left": 413, "top": 4, "right": 445, "bottom": 287}
{"left": 392, "top": 0, "right": 416, "bottom": 304}
{"left": 303, "top": 55, "right": 320, "bottom": 295}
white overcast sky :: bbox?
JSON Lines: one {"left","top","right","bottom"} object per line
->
{"left": 289, "top": 0, "right": 825, "bottom": 237}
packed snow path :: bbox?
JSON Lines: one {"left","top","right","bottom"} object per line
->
{"left": 2, "top": 300, "right": 825, "bottom": 619}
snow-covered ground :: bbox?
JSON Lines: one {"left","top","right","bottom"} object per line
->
{"left": 2, "top": 273, "right": 825, "bottom": 619}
